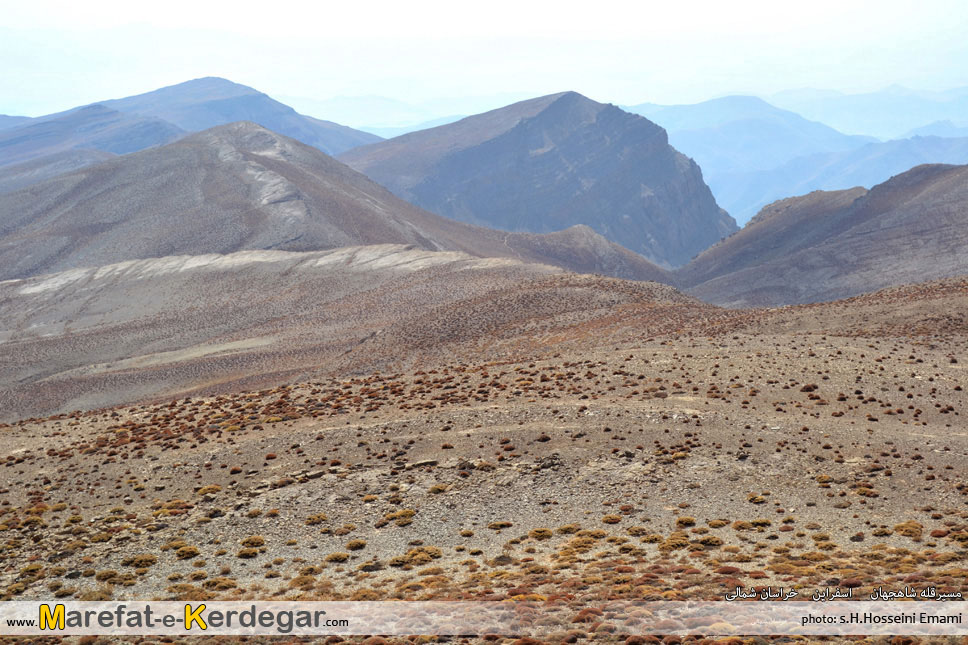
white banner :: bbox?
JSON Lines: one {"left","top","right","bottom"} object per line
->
{"left": 1, "top": 601, "right": 965, "bottom": 636}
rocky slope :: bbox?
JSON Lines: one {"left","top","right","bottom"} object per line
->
{"left": 1, "top": 275, "right": 965, "bottom": 619}
{"left": 341, "top": 92, "right": 737, "bottom": 267}
{"left": 0, "top": 149, "right": 117, "bottom": 194}
{"left": 0, "top": 122, "right": 671, "bottom": 283}
{"left": 0, "top": 245, "right": 690, "bottom": 420}
{"left": 679, "top": 163, "right": 968, "bottom": 306}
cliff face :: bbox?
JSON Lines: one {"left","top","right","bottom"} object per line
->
{"left": 342, "top": 92, "right": 737, "bottom": 268}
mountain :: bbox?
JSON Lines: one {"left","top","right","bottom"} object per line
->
{"left": 102, "top": 77, "right": 381, "bottom": 156}
{"left": 626, "top": 96, "right": 875, "bottom": 224}
{"left": 340, "top": 92, "right": 737, "bottom": 268}
{"left": 0, "top": 115, "right": 30, "bottom": 130}
{"left": 904, "top": 120, "right": 968, "bottom": 138}
{"left": 771, "top": 85, "right": 968, "bottom": 138}
{"left": 0, "top": 104, "right": 183, "bottom": 168}
{"left": 714, "top": 135, "right": 968, "bottom": 222}
{"left": 679, "top": 163, "right": 968, "bottom": 306}
{"left": 0, "top": 149, "right": 116, "bottom": 194}
{"left": 0, "top": 121, "right": 670, "bottom": 283}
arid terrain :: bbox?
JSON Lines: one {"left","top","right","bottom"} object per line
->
{"left": 680, "top": 164, "right": 968, "bottom": 306}
{"left": 2, "top": 75, "right": 968, "bottom": 645}
{"left": 2, "top": 274, "right": 965, "bottom": 644}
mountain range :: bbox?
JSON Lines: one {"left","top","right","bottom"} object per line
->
{"left": 3, "top": 77, "right": 968, "bottom": 312}
{"left": 0, "top": 104, "right": 183, "bottom": 168}
{"left": 632, "top": 94, "right": 968, "bottom": 223}
{"left": 771, "top": 84, "right": 968, "bottom": 139}
{"left": 2, "top": 76, "right": 968, "bottom": 615}
{"left": 0, "top": 121, "right": 669, "bottom": 283}
{"left": 712, "top": 135, "right": 968, "bottom": 223}
{"left": 0, "top": 78, "right": 381, "bottom": 184}
{"left": 769, "top": 85, "right": 968, "bottom": 139}
{"left": 361, "top": 116, "right": 464, "bottom": 139}
{"left": 341, "top": 91, "right": 737, "bottom": 267}
{"left": 628, "top": 95, "right": 875, "bottom": 172}
{"left": 905, "top": 120, "right": 968, "bottom": 138}
{"left": 100, "top": 77, "right": 381, "bottom": 155}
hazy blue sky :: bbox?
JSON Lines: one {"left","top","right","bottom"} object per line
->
{"left": 3, "top": 0, "right": 968, "bottom": 124}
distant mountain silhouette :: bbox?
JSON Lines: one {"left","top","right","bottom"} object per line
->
{"left": 714, "top": 135, "right": 968, "bottom": 222}
{"left": 341, "top": 92, "right": 736, "bottom": 267}
{"left": 679, "top": 164, "right": 968, "bottom": 306}
{"left": 102, "top": 77, "right": 381, "bottom": 156}
{"left": 904, "top": 120, "right": 968, "bottom": 138}
{"left": 361, "top": 115, "right": 465, "bottom": 139}
{"left": 627, "top": 96, "right": 875, "bottom": 224}
{"left": 0, "top": 122, "right": 670, "bottom": 284}
{"left": 0, "top": 104, "right": 183, "bottom": 168}
{"left": 771, "top": 85, "right": 968, "bottom": 138}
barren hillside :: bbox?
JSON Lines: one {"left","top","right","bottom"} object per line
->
{"left": 1, "top": 275, "right": 965, "bottom": 615}
{"left": 0, "top": 122, "right": 671, "bottom": 283}
{"left": 679, "top": 164, "right": 968, "bottom": 306}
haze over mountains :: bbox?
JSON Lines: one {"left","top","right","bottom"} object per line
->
{"left": 713, "top": 135, "right": 968, "bottom": 223}
{"left": 0, "top": 78, "right": 381, "bottom": 190}
{"left": 905, "top": 120, "right": 968, "bottom": 138}
{"left": 771, "top": 85, "right": 968, "bottom": 139}
{"left": 341, "top": 91, "right": 737, "bottom": 268}
{"left": 0, "top": 115, "right": 31, "bottom": 130}
{"left": 633, "top": 93, "right": 968, "bottom": 223}
{"left": 100, "top": 77, "right": 381, "bottom": 155}
{"left": 628, "top": 96, "right": 874, "bottom": 169}
{"left": 2, "top": 76, "right": 968, "bottom": 313}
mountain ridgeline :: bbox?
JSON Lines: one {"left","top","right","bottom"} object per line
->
{"left": 340, "top": 92, "right": 738, "bottom": 268}
{"left": 0, "top": 122, "right": 670, "bottom": 283}
{"left": 679, "top": 163, "right": 968, "bottom": 306}
{"left": 0, "top": 78, "right": 381, "bottom": 186}
{"left": 100, "top": 77, "right": 381, "bottom": 155}
{"left": 2, "top": 80, "right": 968, "bottom": 311}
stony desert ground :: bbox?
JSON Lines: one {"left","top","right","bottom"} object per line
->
{"left": 1, "top": 277, "right": 966, "bottom": 644}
